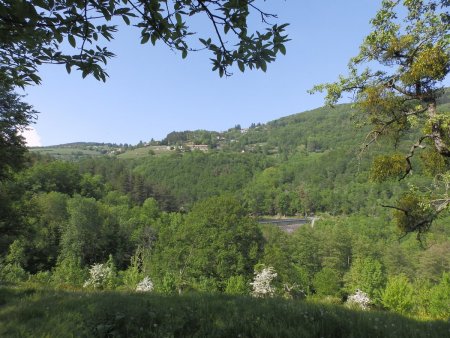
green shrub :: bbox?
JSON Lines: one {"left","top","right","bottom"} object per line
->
{"left": 159, "top": 273, "right": 178, "bottom": 294}
{"left": 6, "top": 240, "right": 27, "bottom": 266}
{"left": 28, "top": 271, "right": 52, "bottom": 285}
{"left": 428, "top": 273, "right": 450, "bottom": 319}
{"left": 0, "top": 263, "right": 29, "bottom": 283}
{"left": 51, "top": 255, "right": 88, "bottom": 287}
{"left": 411, "top": 278, "right": 432, "bottom": 318}
{"left": 224, "top": 275, "right": 249, "bottom": 295}
{"left": 119, "top": 265, "right": 142, "bottom": 290}
{"left": 381, "top": 275, "right": 414, "bottom": 314}
{"left": 119, "top": 250, "right": 146, "bottom": 290}
{"left": 313, "top": 267, "right": 342, "bottom": 297}
{"left": 344, "top": 257, "right": 385, "bottom": 302}
{"left": 192, "top": 277, "right": 219, "bottom": 293}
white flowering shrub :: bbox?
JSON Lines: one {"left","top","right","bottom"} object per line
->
{"left": 83, "top": 263, "right": 113, "bottom": 289}
{"left": 347, "top": 289, "right": 371, "bottom": 310}
{"left": 136, "top": 276, "right": 154, "bottom": 292}
{"left": 250, "top": 266, "right": 277, "bottom": 298}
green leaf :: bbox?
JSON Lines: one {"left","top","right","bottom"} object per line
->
{"left": 68, "top": 35, "right": 76, "bottom": 48}
{"left": 122, "top": 15, "right": 130, "bottom": 25}
{"left": 100, "top": 7, "right": 111, "bottom": 21}
{"left": 65, "top": 63, "right": 71, "bottom": 74}
{"left": 182, "top": 49, "right": 188, "bottom": 59}
{"left": 55, "top": 31, "right": 63, "bottom": 43}
{"left": 151, "top": 34, "right": 157, "bottom": 45}
{"left": 238, "top": 61, "right": 245, "bottom": 72}
{"left": 279, "top": 44, "right": 286, "bottom": 55}
{"left": 115, "top": 8, "right": 130, "bottom": 15}
{"left": 28, "top": 73, "right": 41, "bottom": 84}
{"left": 176, "top": 13, "right": 182, "bottom": 26}
{"left": 43, "top": 48, "right": 52, "bottom": 57}
{"left": 141, "top": 33, "right": 150, "bottom": 44}
{"left": 260, "top": 61, "right": 267, "bottom": 72}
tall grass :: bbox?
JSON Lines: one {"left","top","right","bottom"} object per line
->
{"left": 0, "top": 286, "right": 448, "bottom": 337}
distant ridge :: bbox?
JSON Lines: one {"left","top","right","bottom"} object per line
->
{"left": 33, "top": 142, "right": 119, "bottom": 149}
{"left": 30, "top": 87, "right": 450, "bottom": 152}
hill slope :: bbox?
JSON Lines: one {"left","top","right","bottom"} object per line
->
{"left": 31, "top": 91, "right": 450, "bottom": 214}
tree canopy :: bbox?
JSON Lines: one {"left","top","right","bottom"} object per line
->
{"left": 0, "top": 0, "right": 289, "bottom": 87}
{"left": 0, "top": 84, "right": 38, "bottom": 179}
{"left": 312, "top": 0, "right": 450, "bottom": 237}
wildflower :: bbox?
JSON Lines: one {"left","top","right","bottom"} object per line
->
{"left": 83, "top": 263, "right": 113, "bottom": 289}
{"left": 136, "top": 276, "right": 154, "bottom": 292}
{"left": 346, "top": 289, "right": 371, "bottom": 310}
{"left": 250, "top": 266, "right": 277, "bottom": 298}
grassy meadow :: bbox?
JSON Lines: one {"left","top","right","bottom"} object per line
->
{"left": 117, "top": 146, "right": 173, "bottom": 159}
{"left": 1, "top": 285, "right": 449, "bottom": 338}
{"left": 31, "top": 146, "right": 103, "bottom": 159}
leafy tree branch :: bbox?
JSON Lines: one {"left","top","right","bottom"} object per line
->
{"left": 311, "top": 0, "right": 450, "bottom": 236}
{"left": 0, "top": 0, "right": 289, "bottom": 86}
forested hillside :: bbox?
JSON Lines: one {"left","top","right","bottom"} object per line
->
{"left": 67, "top": 101, "right": 433, "bottom": 216}
{"left": 2, "top": 96, "right": 449, "bottom": 327}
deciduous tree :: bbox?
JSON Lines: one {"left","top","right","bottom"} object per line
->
{"left": 0, "top": 0, "right": 289, "bottom": 87}
{"left": 312, "top": 0, "right": 450, "bottom": 236}
{"left": 0, "top": 84, "right": 38, "bottom": 179}
{"left": 149, "top": 195, "right": 264, "bottom": 292}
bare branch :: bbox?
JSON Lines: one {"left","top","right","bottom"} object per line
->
{"left": 399, "top": 134, "right": 432, "bottom": 180}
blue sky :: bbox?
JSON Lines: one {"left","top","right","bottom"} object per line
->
{"left": 22, "top": 1, "right": 386, "bottom": 146}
